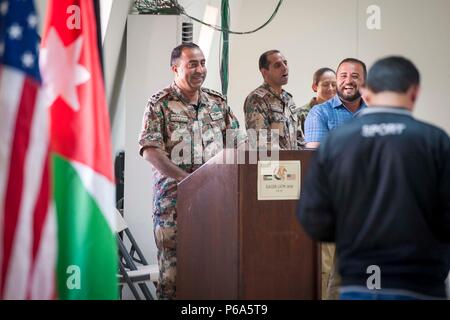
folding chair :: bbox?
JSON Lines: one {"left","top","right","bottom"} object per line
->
{"left": 115, "top": 209, "right": 159, "bottom": 300}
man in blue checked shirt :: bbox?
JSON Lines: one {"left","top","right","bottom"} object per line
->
{"left": 304, "top": 58, "right": 367, "bottom": 300}
{"left": 305, "top": 58, "right": 368, "bottom": 149}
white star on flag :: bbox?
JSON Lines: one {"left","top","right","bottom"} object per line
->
{"left": 40, "top": 28, "right": 91, "bottom": 111}
{"left": 21, "top": 51, "right": 34, "bottom": 68}
{"left": 8, "top": 24, "right": 23, "bottom": 40}
{"left": 27, "top": 14, "right": 38, "bottom": 29}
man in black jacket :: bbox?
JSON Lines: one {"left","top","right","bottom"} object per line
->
{"left": 297, "top": 56, "right": 450, "bottom": 299}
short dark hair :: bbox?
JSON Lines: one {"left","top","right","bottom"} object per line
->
{"left": 259, "top": 50, "right": 280, "bottom": 70}
{"left": 337, "top": 58, "right": 367, "bottom": 80}
{"left": 170, "top": 43, "right": 201, "bottom": 66}
{"left": 313, "top": 67, "right": 335, "bottom": 85}
{"left": 366, "top": 56, "right": 420, "bottom": 93}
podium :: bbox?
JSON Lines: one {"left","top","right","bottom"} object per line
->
{"left": 176, "top": 150, "right": 320, "bottom": 299}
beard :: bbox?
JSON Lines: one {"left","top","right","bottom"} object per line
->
{"left": 338, "top": 89, "right": 361, "bottom": 102}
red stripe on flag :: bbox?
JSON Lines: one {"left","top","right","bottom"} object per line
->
{"left": 31, "top": 148, "right": 51, "bottom": 263}
{"left": 25, "top": 147, "right": 51, "bottom": 299}
{"left": 1, "top": 78, "right": 38, "bottom": 298}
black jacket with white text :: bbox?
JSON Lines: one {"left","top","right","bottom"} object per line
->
{"left": 297, "top": 107, "right": 450, "bottom": 298}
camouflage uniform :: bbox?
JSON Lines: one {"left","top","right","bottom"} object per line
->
{"left": 244, "top": 83, "right": 307, "bottom": 150}
{"left": 138, "top": 83, "right": 242, "bottom": 300}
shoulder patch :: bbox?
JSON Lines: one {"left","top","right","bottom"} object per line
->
{"left": 253, "top": 87, "right": 269, "bottom": 98}
{"left": 148, "top": 88, "right": 171, "bottom": 106}
{"left": 201, "top": 88, "right": 226, "bottom": 101}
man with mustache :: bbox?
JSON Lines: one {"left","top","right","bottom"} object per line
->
{"left": 138, "top": 43, "right": 243, "bottom": 299}
{"left": 304, "top": 58, "right": 367, "bottom": 300}
{"left": 244, "top": 50, "right": 306, "bottom": 150}
{"left": 305, "top": 58, "right": 367, "bottom": 149}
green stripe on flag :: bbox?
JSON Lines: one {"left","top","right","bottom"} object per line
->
{"left": 53, "top": 154, "right": 118, "bottom": 300}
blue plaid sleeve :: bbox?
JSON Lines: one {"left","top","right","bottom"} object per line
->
{"left": 305, "top": 105, "right": 329, "bottom": 143}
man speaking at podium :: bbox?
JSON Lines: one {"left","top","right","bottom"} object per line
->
{"left": 138, "top": 43, "right": 243, "bottom": 299}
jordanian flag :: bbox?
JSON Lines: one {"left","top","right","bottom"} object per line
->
{"left": 39, "top": 0, "right": 117, "bottom": 299}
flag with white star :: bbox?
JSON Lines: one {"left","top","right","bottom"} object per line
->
{"left": 40, "top": 0, "right": 118, "bottom": 300}
{"left": 0, "top": 0, "right": 55, "bottom": 300}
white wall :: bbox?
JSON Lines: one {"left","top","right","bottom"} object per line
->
{"left": 357, "top": 0, "right": 450, "bottom": 131}
{"left": 103, "top": 0, "right": 134, "bottom": 155}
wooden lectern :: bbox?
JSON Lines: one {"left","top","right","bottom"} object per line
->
{"left": 176, "top": 150, "right": 320, "bottom": 299}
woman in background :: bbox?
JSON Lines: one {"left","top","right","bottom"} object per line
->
{"left": 299, "top": 68, "right": 337, "bottom": 134}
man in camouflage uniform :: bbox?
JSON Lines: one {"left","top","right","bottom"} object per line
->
{"left": 138, "top": 43, "right": 242, "bottom": 300}
{"left": 244, "top": 50, "right": 307, "bottom": 150}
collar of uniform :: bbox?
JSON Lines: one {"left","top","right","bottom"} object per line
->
{"left": 358, "top": 106, "right": 413, "bottom": 117}
{"left": 262, "top": 82, "right": 290, "bottom": 102}
{"left": 171, "top": 82, "right": 201, "bottom": 106}
{"left": 198, "top": 89, "right": 210, "bottom": 107}
{"left": 262, "top": 82, "right": 282, "bottom": 97}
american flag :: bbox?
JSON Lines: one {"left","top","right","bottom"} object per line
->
{"left": 0, "top": 0, "right": 56, "bottom": 299}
